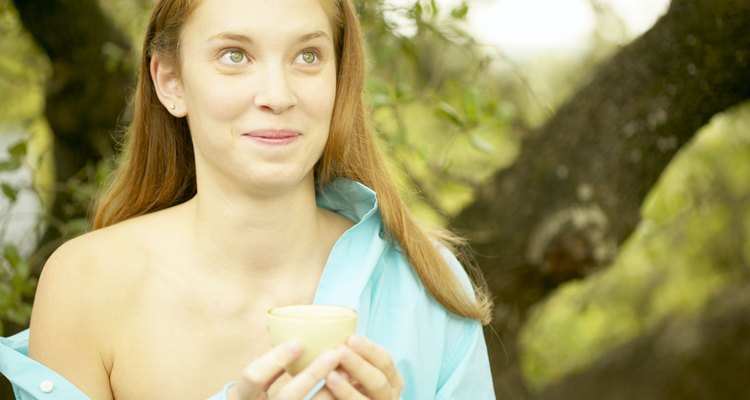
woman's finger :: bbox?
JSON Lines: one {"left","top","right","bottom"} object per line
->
{"left": 274, "top": 350, "right": 341, "bottom": 399}
{"left": 335, "top": 343, "right": 402, "bottom": 399}
{"left": 336, "top": 346, "right": 390, "bottom": 398}
{"left": 232, "top": 340, "right": 303, "bottom": 399}
{"left": 333, "top": 368, "right": 358, "bottom": 388}
{"left": 346, "top": 335, "right": 403, "bottom": 392}
{"left": 309, "top": 386, "right": 336, "bottom": 400}
{"left": 325, "top": 370, "right": 368, "bottom": 400}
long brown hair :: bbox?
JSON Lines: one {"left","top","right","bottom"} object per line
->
{"left": 94, "top": 0, "right": 493, "bottom": 324}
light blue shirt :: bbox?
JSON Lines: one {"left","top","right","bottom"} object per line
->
{"left": 0, "top": 179, "right": 495, "bottom": 399}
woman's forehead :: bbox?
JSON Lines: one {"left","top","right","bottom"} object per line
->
{"left": 184, "top": 0, "right": 334, "bottom": 40}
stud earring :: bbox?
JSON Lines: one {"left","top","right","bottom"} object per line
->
{"left": 170, "top": 104, "right": 176, "bottom": 110}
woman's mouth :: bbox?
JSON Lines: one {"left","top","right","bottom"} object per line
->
{"left": 242, "top": 130, "right": 301, "bottom": 146}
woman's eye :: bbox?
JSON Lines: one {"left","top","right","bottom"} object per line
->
{"left": 294, "top": 50, "right": 319, "bottom": 65}
{"left": 220, "top": 50, "right": 248, "bottom": 65}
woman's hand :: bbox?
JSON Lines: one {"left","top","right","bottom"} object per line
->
{"left": 228, "top": 340, "right": 341, "bottom": 400}
{"left": 324, "top": 335, "right": 403, "bottom": 399}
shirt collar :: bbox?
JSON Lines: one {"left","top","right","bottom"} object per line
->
{"left": 316, "top": 178, "right": 379, "bottom": 224}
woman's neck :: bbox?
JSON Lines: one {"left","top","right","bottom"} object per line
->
{"left": 184, "top": 175, "right": 332, "bottom": 285}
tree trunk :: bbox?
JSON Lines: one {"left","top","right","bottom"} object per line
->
{"left": 535, "top": 285, "right": 750, "bottom": 400}
{"left": 11, "top": 0, "right": 132, "bottom": 264}
{"left": 0, "top": 3, "right": 131, "bottom": 393}
{"left": 451, "top": 0, "right": 750, "bottom": 396}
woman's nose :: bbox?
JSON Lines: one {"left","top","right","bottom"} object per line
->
{"left": 253, "top": 66, "right": 297, "bottom": 114}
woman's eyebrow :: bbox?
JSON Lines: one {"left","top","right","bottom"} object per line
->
{"left": 298, "top": 30, "right": 330, "bottom": 43}
{"left": 206, "top": 30, "right": 330, "bottom": 45}
{"left": 207, "top": 32, "right": 254, "bottom": 44}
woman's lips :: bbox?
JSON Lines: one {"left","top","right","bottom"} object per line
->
{"left": 242, "top": 130, "right": 301, "bottom": 146}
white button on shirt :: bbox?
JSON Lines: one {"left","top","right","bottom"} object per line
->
{"left": 40, "top": 379, "right": 54, "bottom": 393}
{"left": 1, "top": 180, "right": 496, "bottom": 400}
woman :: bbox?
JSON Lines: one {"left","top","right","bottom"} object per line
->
{"left": 0, "top": 0, "right": 494, "bottom": 398}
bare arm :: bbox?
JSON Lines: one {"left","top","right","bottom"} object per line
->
{"left": 28, "top": 238, "right": 115, "bottom": 400}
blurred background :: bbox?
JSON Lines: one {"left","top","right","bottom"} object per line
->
{"left": 1, "top": 0, "right": 748, "bottom": 398}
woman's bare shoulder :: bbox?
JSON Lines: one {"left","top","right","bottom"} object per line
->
{"left": 56, "top": 204, "right": 184, "bottom": 264}
{"left": 27, "top": 213, "right": 176, "bottom": 399}
{"left": 33, "top": 218, "right": 155, "bottom": 316}
{"left": 32, "top": 206, "right": 185, "bottom": 320}
{"left": 45, "top": 216, "right": 157, "bottom": 275}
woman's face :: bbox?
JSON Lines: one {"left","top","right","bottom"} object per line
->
{"left": 177, "top": 0, "right": 337, "bottom": 195}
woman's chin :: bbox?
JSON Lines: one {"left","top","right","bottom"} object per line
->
{"left": 239, "top": 171, "right": 314, "bottom": 195}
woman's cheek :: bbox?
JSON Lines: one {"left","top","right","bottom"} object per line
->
{"left": 185, "top": 74, "right": 252, "bottom": 121}
{"left": 305, "top": 74, "right": 337, "bottom": 118}
{"left": 203, "top": 83, "right": 251, "bottom": 120}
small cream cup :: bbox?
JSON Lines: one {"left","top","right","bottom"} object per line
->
{"left": 267, "top": 304, "right": 357, "bottom": 375}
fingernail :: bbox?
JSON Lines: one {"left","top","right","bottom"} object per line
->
{"left": 327, "top": 371, "right": 342, "bottom": 386}
{"left": 323, "top": 351, "right": 338, "bottom": 368}
{"left": 286, "top": 340, "right": 303, "bottom": 355}
{"left": 348, "top": 335, "right": 363, "bottom": 348}
{"left": 337, "top": 346, "right": 350, "bottom": 361}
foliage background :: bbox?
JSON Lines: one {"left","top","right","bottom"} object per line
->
{"left": 1, "top": 0, "right": 748, "bottom": 397}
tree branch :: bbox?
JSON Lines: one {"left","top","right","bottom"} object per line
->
{"left": 451, "top": 0, "right": 750, "bottom": 396}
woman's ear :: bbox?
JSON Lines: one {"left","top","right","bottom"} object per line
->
{"left": 151, "top": 54, "right": 187, "bottom": 117}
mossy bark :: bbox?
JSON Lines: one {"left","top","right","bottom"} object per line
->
{"left": 451, "top": 0, "right": 750, "bottom": 396}
{"left": 535, "top": 286, "right": 750, "bottom": 400}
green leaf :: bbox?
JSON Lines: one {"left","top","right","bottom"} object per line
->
{"left": 0, "top": 159, "right": 21, "bottom": 172}
{"left": 8, "top": 140, "right": 27, "bottom": 161}
{"left": 395, "top": 80, "right": 411, "bottom": 100}
{"left": 370, "top": 93, "right": 391, "bottom": 108}
{"left": 14, "top": 259, "right": 29, "bottom": 282}
{"left": 469, "top": 134, "right": 497, "bottom": 155}
{"left": 399, "top": 37, "right": 419, "bottom": 66}
{"left": 6, "top": 244, "right": 30, "bottom": 293}
{"left": 436, "top": 102, "right": 466, "bottom": 127}
{"left": 21, "top": 277, "right": 37, "bottom": 297}
{"left": 0, "top": 283, "right": 11, "bottom": 302}
{"left": 2, "top": 183, "right": 17, "bottom": 202}
{"left": 65, "top": 218, "right": 91, "bottom": 235}
{"left": 3, "top": 245, "right": 21, "bottom": 269}
{"left": 5, "top": 302, "right": 32, "bottom": 325}
{"left": 451, "top": 3, "right": 469, "bottom": 19}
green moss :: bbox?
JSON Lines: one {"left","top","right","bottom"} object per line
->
{"left": 519, "top": 101, "right": 750, "bottom": 391}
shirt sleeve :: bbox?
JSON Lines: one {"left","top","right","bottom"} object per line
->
{"left": 435, "top": 321, "right": 496, "bottom": 400}
{"left": 206, "top": 382, "right": 234, "bottom": 400}
{"left": 205, "top": 380, "right": 324, "bottom": 400}
{"left": 433, "top": 246, "right": 496, "bottom": 399}
{"left": 0, "top": 330, "right": 91, "bottom": 400}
